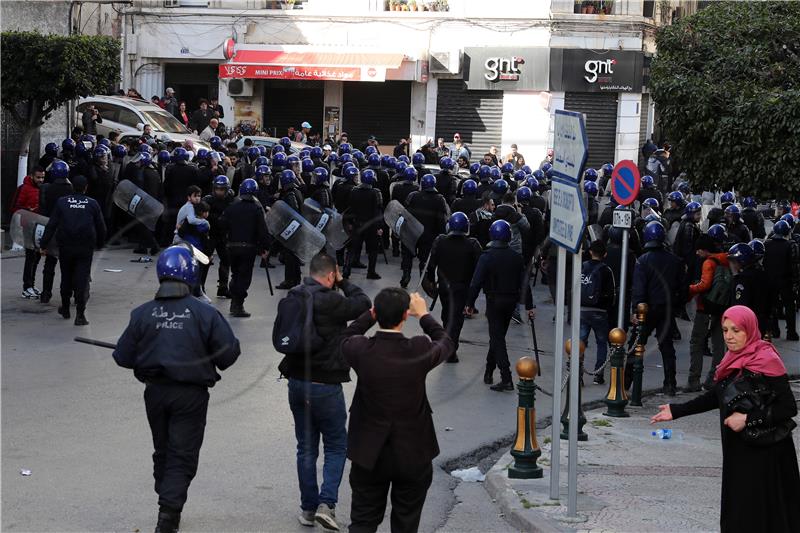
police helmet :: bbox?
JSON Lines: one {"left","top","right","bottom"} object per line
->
{"left": 271, "top": 144, "right": 285, "bottom": 155}
{"left": 403, "top": 167, "right": 418, "bottom": 182}
{"left": 209, "top": 136, "right": 222, "bottom": 150}
{"left": 440, "top": 157, "right": 455, "bottom": 171}
{"left": 727, "top": 242, "right": 755, "bottom": 267}
{"left": 492, "top": 178, "right": 509, "bottom": 195}
{"left": 684, "top": 201, "right": 702, "bottom": 215}
{"left": 327, "top": 152, "right": 339, "bottom": 165}
{"left": 213, "top": 175, "right": 230, "bottom": 189}
{"left": 272, "top": 152, "right": 287, "bottom": 167}
{"left": 420, "top": 174, "right": 437, "bottom": 191}
{"left": 478, "top": 165, "right": 492, "bottom": 180}
{"left": 584, "top": 181, "right": 598, "bottom": 197}
{"left": 773, "top": 220, "right": 792, "bottom": 237}
{"left": 540, "top": 162, "right": 552, "bottom": 174}
{"left": 259, "top": 145, "right": 268, "bottom": 157}
{"left": 641, "top": 175, "right": 655, "bottom": 187}
{"left": 45, "top": 142, "right": 59, "bottom": 157}
{"left": 516, "top": 186, "right": 532, "bottom": 203}
{"left": 489, "top": 166, "right": 502, "bottom": 180}
{"left": 643, "top": 197, "right": 660, "bottom": 210}
{"left": 720, "top": 191, "right": 736, "bottom": 205}
{"left": 364, "top": 145, "right": 378, "bottom": 156}
{"left": 749, "top": 239, "right": 765, "bottom": 259}
{"left": 398, "top": 155, "right": 410, "bottom": 164}
{"left": 525, "top": 177, "right": 539, "bottom": 191}
{"left": 196, "top": 148, "right": 210, "bottom": 161}
{"left": 642, "top": 221, "right": 666, "bottom": 248}
{"left": 339, "top": 153, "right": 353, "bottom": 164}
{"left": 447, "top": 212, "right": 469, "bottom": 235}
{"left": 412, "top": 152, "right": 425, "bottom": 166}
{"left": 367, "top": 153, "right": 381, "bottom": 168}
{"left": 601, "top": 163, "right": 614, "bottom": 175}
{"left": 667, "top": 191, "right": 685, "bottom": 205}
{"left": 301, "top": 158, "right": 315, "bottom": 173}
{"left": 780, "top": 213, "right": 795, "bottom": 227}
{"left": 311, "top": 146, "right": 324, "bottom": 159}
{"left": 93, "top": 147, "right": 108, "bottom": 160}
{"left": 247, "top": 146, "right": 260, "bottom": 160}
{"left": 313, "top": 167, "right": 329, "bottom": 184}
{"left": 172, "top": 147, "right": 188, "bottom": 162}
{"left": 113, "top": 144, "right": 127, "bottom": 159}
{"left": 513, "top": 170, "right": 527, "bottom": 182}
{"left": 62, "top": 138, "right": 76, "bottom": 152}
{"left": 532, "top": 169, "right": 545, "bottom": 180}
{"left": 280, "top": 169, "right": 297, "bottom": 187}
{"left": 279, "top": 137, "right": 292, "bottom": 149}
{"left": 469, "top": 162, "right": 481, "bottom": 176}
{"left": 501, "top": 162, "right": 514, "bottom": 174}
{"left": 707, "top": 223, "right": 728, "bottom": 242}
{"left": 254, "top": 156, "right": 269, "bottom": 167}
{"left": 50, "top": 160, "right": 70, "bottom": 180}
{"left": 724, "top": 204, "right": 741, "bottom": 219}
{"left": 489, "top": 220, "right": 512, "bottom": 243}
{"left": 158, "top": 150, "right": 171, "bottom": 165}
{"left": 338, "top": 143, "right": 352, "bottom": 154}
{"left": 462, "top": 179, "right": 477, "bottom": 194}
{"left": 361, "top": 169, "right": 376, "bottom": 185}
{"left": 239, "top": 178, "right": 258, "bottom": 196}
{"left": 584, "top": 168, "right": 598, "bottom": 181}
{"left": 742, "top": 196, "right": 757, "bottom": 209}
{"left": 395, "top": 161, "right": 408, "bottom": 173}
{"left": 255, "top": 165, "right": 271, "bottom": 178}
{"left": 521, "top": 165, "right": 533, "bottom": 174}
{"left": 678, "top": 182, "right": 691, "bottom": 195}
{"left": 343, "top": 165, "right": 359, "bottom": 181}
{"left": 157, "top": 246, "right": 197, "bottom": 286}
{"left": 352, "top": 150, "right": 365, "bottom": 162}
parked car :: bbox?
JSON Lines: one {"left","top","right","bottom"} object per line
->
{"left": 235, "top": 136, "right": 308, "bottom": 155}
{"left": 76, "top": 95, "right": 208, "bottom": 149}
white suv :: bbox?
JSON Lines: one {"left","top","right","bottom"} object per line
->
{"left": 76, "top": 95, "right": 209, "bottom": 149}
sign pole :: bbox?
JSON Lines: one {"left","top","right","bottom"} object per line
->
{"left": 617, "top": 228, "right": 629, "bottom": 329}
{"left": 567, "top": 247, "right": 582, "bottom": 518}
{"left": 549, "top": 246, "right": 567, "bottom": 501}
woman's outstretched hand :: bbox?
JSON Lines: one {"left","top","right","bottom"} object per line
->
{"left": 650, "top": 404, "right": 673, "bottom": 424}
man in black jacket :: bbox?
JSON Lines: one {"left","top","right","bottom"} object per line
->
{"left": 203, "top": 176, "right": 235, "bottom": 297}
{"left": 340, "top": 289, "right": 452, "bottom": 533}
{"left": 113, "top": 246, "right": 240, "bottom": 533}
{"left": 277, "top": 252, "right": 371, "bottom": 531}
{"left": 579, "top": 240, "right": 616, "bottom": 385}
{"left": 275, "top": 170, "right": 305, "bottom": 289}
{"left": 403, "top": 175, "right": 449, "bottom": 288}
{"left": 764, "top": 220, "right": 799, "bottom": 340}
{"left": 426, "top": 212, "right": 482, "bottom": 362}
{"left": 467, "top": 220, "right": 535, "bottom": 391}
{"left": 221, "top": 178, "right": 269, "bottom": 317}
{"left": 39, "top": 175, "right": 106, "bottom": 325}
{"left": 345, "top": 169, "right": 383, "bottom": 280}
{"left": 37, "top": 160, "right": 74, "bottom": 303}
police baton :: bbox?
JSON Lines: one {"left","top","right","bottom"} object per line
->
{"left": 530, "top": 319, "right": 542, "bottom": 376}
{"left": 74, "top": 336, "right": 117, "bottom": 350}
{"left": 264, "top": 260, "right": 274, "bottom": 296}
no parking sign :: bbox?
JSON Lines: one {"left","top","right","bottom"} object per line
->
{"left": 610, "top": 160, "right": 640, "bottom": 206}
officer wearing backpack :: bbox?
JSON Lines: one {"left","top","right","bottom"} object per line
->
{"left": 579, "top": 240, "right": 616, "bottom": 385}
{"left": 686, "top": 231, "right": 731, "bottom": 391}
{"left": 272, "top": 252, "right": 371, "bottom": 531}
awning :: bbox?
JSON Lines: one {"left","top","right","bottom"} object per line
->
{"left": 219, "top": 46, "right": 406, "bottom": 82}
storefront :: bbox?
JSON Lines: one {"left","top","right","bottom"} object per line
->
{"left": 435, "top": 47, "right": 550, "bottom": 158}
{"left": 218, "top": 42, "right": 420, "bottom": 146}
{"left": 550, "top": 49, "right": 646, "bottom": 168}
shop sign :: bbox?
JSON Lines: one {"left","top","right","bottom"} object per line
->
{"left": 550, "top": 49, "right": 644, "bottom": 93}
{"left": 464, "top": 47, "right": 549, "bottom": 91}
{"left": 219, "top": 64, "right": 386, "bottom": 82}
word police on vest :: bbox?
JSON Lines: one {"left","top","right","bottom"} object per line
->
{"left": 484, "top": 55, "right": 524, "bottom": 82}
{"left": 584, "top": 58, "right": 616, "bottom": 83}
{"left": 152, "top": 306, "right": 193, "bottom": 330}
{"left": 68, "top": 198, "right": 89, "bottom": 209}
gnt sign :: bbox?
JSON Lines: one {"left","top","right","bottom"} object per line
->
{"left": 584, "top": 59, "right": 616, "bottom": 83}
{"left": 485, "top": 56, "right": 525, "bottom": 82}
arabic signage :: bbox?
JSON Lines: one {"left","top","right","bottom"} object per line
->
{"left": 549, "top": 49, "right": 644, "bottom": 93}
{"left": 218, "top": 64, "right": 386, "bottom": 82}
{"left": 464, "top": 47, "right": 549, "bottom": 91}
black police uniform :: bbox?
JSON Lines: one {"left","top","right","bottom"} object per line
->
{"left": 308, "top": 183, "right": 333, "bottom": 209}
{"left": 276, "top": 185, "right": 305, "bottom": 287}
{"left": 731, "top": 263, "right": 772, "bottom": 335}
{"left": 231, "top": 159, "right": 255, "bottom": 193}
{"left": 389, "top": 180, "right": 419, "bottom": 256}
{"left": 39, "top": 190, "right": 106, "bottom": 320}
{"left": 221, "top": 195, "right": 269, "bottom": 312}
{"left": 164, "top": 162, "right": 200, "bottom": 244}
{"left": 726, "top": 219, "right": 752, "bottom": 245}
{"left": 87, "top": 160, "right": 114, "bottom": 230}
{"left": 346, "top": 184, "right": 383, "bottom": 278}
{"left": 373, "top": 166, "right": 392, "bottom": 249}
{"left": 37, "top": 177, "right": 74, "bottom": 302}
{"left": 764, "top": 236, "right": 799, "bottom": 339}
{"left": 451, "top": 194, "right": 482, "bottom": 220}
{"left": 519, "top": 203, "right": 545, "bottom": 266}
{"left": 673, "top": 216, "right": 701, "bottom": 281}
{"left": 202, "top": 189, "right": 235, "bottom": 296}
{"left": 663, "top": 207, "right": 683, "bottom": 229}
{"left": 426, "top": 232, "right": 482, "bottom": 359}
{"left": 404, "top": 188, "right": 449, "bottom": 278}
{"left": 113, "top": 281, "right": 241, "bottom": 523}
{"left": 467, "top": 241, "right": 534, "bottom": 385}
{"left": 636, "top": 186, "right": 663, "bottom": 209}
{"left": 332, "top": 177, "right": 356, "bottom": 266}
{"left": 435, "top": 171, "right": 457, "bottom": 205}
{"left": 742, "top": 207, "right": 767, "bottom": 239}
{"left": 631, "top": 242, "right": 684, "bottom": 392}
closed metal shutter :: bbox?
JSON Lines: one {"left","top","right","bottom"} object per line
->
{"left": 263, "top": 80, "right": 324, "bottom": 138}
{"left": 435, "top": 79, "right": 503, "bottom": 159}
{"left": 638, "top": 93, "right": 650, "bottom": 168}
{"left": 342, "top": 81, "right": 411, "bottom": 148}
{"left": 564, "top": 92, "right": 618, "bottom": 169}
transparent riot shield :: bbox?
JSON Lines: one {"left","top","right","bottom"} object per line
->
{"left": 9, "top": 210, "right": 57, "bottom": 256}
{"left": 113, "top": 179, "right": 164, "bottom": 231}
{"left": 383, "top": 200, "right": 424, "bottom": 252}
{"left": 266, "top": 200, "right": 327, "bottom": 264}
{"left": 302, "top": 198, "right": 349, "bottom": 252}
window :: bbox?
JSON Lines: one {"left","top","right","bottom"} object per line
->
{"left": 142, "top": 110, "right": 189, "bottom": 133}
{"left": 117, "top": 108, "right": 141, "bottom": 128}
{"left": 643, "top": 0, "right": 655, "bottom": 17}
{"left": 95, "top": 103, "right": 118, "bottom": 122}
{"left": 574, "top": 1, "right": 613, "bottom": 15}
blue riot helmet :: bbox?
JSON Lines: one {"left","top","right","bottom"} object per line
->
{"left": 395, "top": 161, "right": 408, "bottom": 173}
{"left": 138, "top": 152, "right": 152, "bottom": 166}
{"left": 720, "top": 191, "right": 736, "bottom": 205}
{"left": 62, "top": 138, "right": 76, "bottom": 152}
{"left": 398, "top": 155, "right": 410, "bottom": 164}
{"left": 773, "top": 220, "right": 792, "bottom": 237}
{"left": 280, "top": 169, "right": 297, "bottom": 187}
{"left": 584, "top": 168, "right": 598, "bottom": 181}
{"left": 439, "top": 157, "right": 455, "bottom": 171}
{"left": 338, "top": 142, "right": 352, "bottom": 154}
{"left": 255, "top": 165, "right": 271, "bottom": 178}
{"left": 420, "top": 174, "right": 437, "bottom": 190}
{"left": 367, "top": 153, "right": 381, "bottom": 168}
{"left": 501, "top": 162, "right": 514, "bottom": 175}
{"left": 780, "top": 213, "right": 795, "bottom": 227}
{"left": 157, "top": 246, "right": 197, "bottom": 286}
{"left": 258, "top": 145, "right": 268, "bottom": 157}
{"left": 173, "top": 147, "right": 189, "bottom": 162}
{"left": 113, "top": 144, "right": 127, "bottom": 159}
{"left": 45, "top": 142, "right": 59, "bottom": 157}
{"left": 727, "top": 242, "right": 755, "bottom": 267}
{"left": 492, "top": 179, "right": 508, "bottom": 196}
{"left": 352, "top": 150, "right": 365, "bottom": 163}
{"left": 685, "top": 201, "right": 701, "bottom": 216}
{"left": 601, "top": 163, "right": 614, "bottom": 176}
{"left": 361, "top": 169, "right": 376, "bottom": 185}
{"left": 513, "top": 170, "right": 527, "bottom": 182}
{"left": 313, "top": 167, "right": 329, "bottom": 184}
{"left": 749, "top": 239, "right": 765, "bottom": 260}
{"left": 516, "top": 186, "right": 532, "bottom": 203}
{"left": 158, "top": 150, "right": 171, "bottom": 165}
{"left": 301, "top": 158, "right": 315, "bottom": 173}
{"left": 271, "top": 144, "right": 285, "bottom": 155}
{"left": 489, "top": 166, "right": 502, "bottom": 180}
{"left": 667, "top": 191, "right": 685, "bottom": 206}
{"left": 540, "top": 162, "right": 552, "bottom": 174}
{"left": 707, "top": 223, "right": 728, "bottom": 242}
{"left": 412, "top": 152, "right": 425, "bottom": 166}
{"left": 724, "top": 204, "right": 741, "bottom": 221}
{"left": 272, "top": 152, "right": 287, "bottom": 168}
{"left": 326, "top": 152, "right": 339, "bottom": 166}
{"left": 525, "top": 177, "right": 539, "bottom": 191}
{"left": 489, "top": 220, "right": 512, "bottom": 242}
{"left": 642, "top": 197, "right": 660, "bottom": 211}
{"left": 196, "top": 148, "right": 209, "bottom": 161}
{"left": 742, "top": 196, "right": 757, "bottom": 209}
{"left": 521, "top": 165, "right": 533, "bottom": 174}
{"left": 469, "top": 162, "right": 481, "bottom": 176}
{"left": 387, "top": 157, "right": 398, "bottom": 170}
{"left": 93, "top": 147, "right": 108, "bottom": 160}
{"left": 584, "top": 181, "right": 598, "bottom": 197}
{"left": 311, "top": 146, "right": 324, "bottom": 159}
{"left": 254, "top": 156, "right": 269, "bottom": 167}
{"left": 403, "top": 167, "right": 418, "bottom": 182}
{"left": 213, "top": 175, "right": 230, "bottom": 189}
{"left": 339, "top": 153, "right": 353, "bottom": 165}
{"left": 641, "top": 175, "right": 655, "bottom": 187}
{"left": 532, "top": 169, "right": 545, "bottom": 181}
{"left": 478, "top": 165, "right": 492, "bottom": 181}
{"left": 462, "top": 179, "right": 478, "bottom": 194}
{"left": 279, "top": 136, "right": 292, "bottom": 149}
{"left": 209, "top": 136, "right": 223, "bottom": 150}
{"left": 239, "top": 178, "right": 258, "bottom": 196}
{"left": 447, "top": 212, "right": 469, "bottom": 235}
{"left": 50, "top": 160, "right": 70, "bottom": 179}
{"left": 364, "top": 145, "right": 378, "bottom": 156}
{"left": 343, "top": 165, "right": 359, "bottom": 181}
{"left": 678, "top": 182, "right": 691, "bottom": 195}
{"left": 642, "top": 221, "right": 666, "bottom": 248}
{"left": 247, "top": 146, "right": 260, "bottom": 161}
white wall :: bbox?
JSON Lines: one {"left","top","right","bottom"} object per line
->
{"left": 501, "top": 91, "right": 552, "bottom": 168}
{"left": 615, "top": 92, "right": 642, "bottom": 163}
{"left": 546, "top": 91, "right": 566, "bottom": 154}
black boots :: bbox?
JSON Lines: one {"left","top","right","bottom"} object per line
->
{"left": 58, "top": 304, "right": 71, "bottom": 320}
{"left": 483, "top": 369, "right": 493, "bottom": 385}
{"left": 154, "top": 510, "right": 180, "bottom": 533}
{"left": 229, "top": 299, "right": 251, "bottom": 318}
{"left": 400, "top": 270, "right": 411, "bottom": 289}
{"left": 216, "top": 285, "right": 230, "bottom": 298}
{"left": 74, "top": 310, "right": 88, "bottom": 326}
{"left": 490, "top": 381, "right": 514, "bottom": 392}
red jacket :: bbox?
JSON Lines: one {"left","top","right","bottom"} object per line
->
{"left": 11, "top": 176, "right": 40, "bottom": 214}
{"left": 688, "top": 252, "right": 729, "bottom": 312}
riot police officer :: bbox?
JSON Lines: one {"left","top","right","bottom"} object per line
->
{"left": 308, "top": 167, "right": 332, "bottom": 209}
{"left": 436, "top": 157, "right": 458, "bottom": 204}
{"left": 467, "top": 220, "right": 534, "bottom": 391}
{"left": 663, "top": 191, "right": 685, "bottom": 229}
{"left": 403, "top": 174, "right": 449, "bottom": 288}
{"left": 345, "top": 169, "right": 383, "bottom": 280}
{"left": 203, "top": 175, "right": 235, "bottom": 297}
{"left": 764, "top": 220, "right": 799, "bottom": 340}
{"left": 741, "top": 196, "right": 766, "bottom": 239}
{"left": 585, "top": 181, "right": 600, "bottom": 225}
{"left": 112, "top": 245, "right": 241, "bottom": 533}
{"left": 673, "top": 201, "right": 703, "bottom": 281}
{"left": 630, "top": 221, "right": 684, "bottom": 396}
{"left": 724, "top": 205, "right": 753, "bottom": 244}
{"left": 728, "top": 242, "right": 771, "bottom": 336}
{"left": 164, "top": 147, "right": 199, "bottom": 242}
{"left": 389, "top": 166, "right": 419, "bottom": 258}
{"left": 637, "top": 175, "right": 663, "bottom": 208}
{"left": 425, "top": 212, "right": 483, "bottom": 363}
{"left": 39, "top": 175, "right": 106, "bottom": 326}
{"left": 222, "top": 178, "right": 269, "bottom": 317}
{"left": 516, "top": 186, "right": 545, "bottom": 266}
{"left": 276, "top": 170, "right": 305, "bottom": 289}
{"left": 452, "top": 179, "right": 482, "bottom": 219}
{"left": 37, "top": 160, "right": 74, "bottom": 303}
{"left": 368, "top": 153, "right": 392, "bottom": 249}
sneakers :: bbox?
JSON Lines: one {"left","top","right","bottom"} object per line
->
{"left": 298, "top": 509, "right": 315, "bottom": 527}
{"left": 315, "top": 503, "right": 340, "bottom": 531}
{"left": 21, "top": 288, "right": 38, "bottom": 299}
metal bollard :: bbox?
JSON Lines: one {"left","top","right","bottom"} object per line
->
{"left": 603, "top": 328, "right": 630, "bottom": 417}
{"left": 508, "top": 357, "right": 543, "bottom": 479}
{"left": 560, "top": 339, "right": 587, "bottom": 441}
{"left": 629, "top": 303, "right": 648, "bottom": 407}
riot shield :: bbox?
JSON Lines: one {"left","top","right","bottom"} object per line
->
{"left": 666, "top": 221, "right": 680, "bottom": 246}
{"left": 9, "top": 210, "right": 58, "bottom": 257}
{"left": 383, "top": 200, "right": 424, "bottom": 252}
{"left": 113, "top": 179, "right": 164, "bottom": 231}
{"left": 266, "top": 200, "right": 326, "bottom": 264}
{"left": 700, "top": 204, "right": 714, "bottom": 232}
{"left": 587, "top": 224, "right": 604, "bottom": 243}
{"left": 302, "top": 198, "right": 349, "bottom": 252}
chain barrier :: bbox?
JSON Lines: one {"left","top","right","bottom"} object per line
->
{"left": 533, "top": 369, "right": 570, "bottom": 397}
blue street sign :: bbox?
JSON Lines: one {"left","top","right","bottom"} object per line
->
{"left": 549, "top": 177, "right": 588, "bottom": 254}
{"left": 552, "top": 109, "right": 589, "bottom": 183}
{"left": 610, "top": 160, "right": 641, "bottom": 206}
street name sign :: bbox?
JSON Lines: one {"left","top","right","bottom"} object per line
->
{"left": 549, "top": 177, "right": 587, "bottom": 254}
{"left": 552, "top": 109, "right": 589, "bottom": 183}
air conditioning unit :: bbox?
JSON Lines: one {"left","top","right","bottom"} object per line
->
{"left": 429, "top": 51, "right": 460, "bottom": 74}
{"left": 228, "top": 78, "right": 254, "bottom": 97}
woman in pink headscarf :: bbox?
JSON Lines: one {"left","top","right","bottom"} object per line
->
{"left": 651, "top": 306, "right": 799, "bottom": 532}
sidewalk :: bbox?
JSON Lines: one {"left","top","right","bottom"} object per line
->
{"left": 485, "top": 381, "right": 800, "bottom": 532}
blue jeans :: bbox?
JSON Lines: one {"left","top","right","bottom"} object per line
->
{"left": 287, "top": 379, "right": 348, "bottom": 511}
{"left": 580, "top": 309, "right": 609, "bottom": 371}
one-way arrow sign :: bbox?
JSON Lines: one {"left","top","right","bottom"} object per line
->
{"left": 552, "top": 109, "right": 589, "bottom": 183}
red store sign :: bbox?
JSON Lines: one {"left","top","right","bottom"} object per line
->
{"left": 219, "top": 64, "right": 382, "bottom": 82}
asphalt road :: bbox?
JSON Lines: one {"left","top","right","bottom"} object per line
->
{"left": 3, "top": 246, "right": 798, "bottom": 532}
